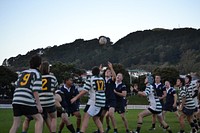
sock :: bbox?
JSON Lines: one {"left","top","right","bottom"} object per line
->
{"left": 107, "top": 125, "right": 111, "bottom": 129}
{"left": 67, "top": 124, "right": 76, "bottom": 133}
{"left": 58, "top": 131, "right": 61, "bottom": 133}
{"left": 190, "top": 122, "right": 195, "bottom": 128}
{"left": 126, "top": 129, "right": 129, "bottom": 132}
{"left": 136, "top": 127, "right": 141, "bottom": 133}
{"left": 152, "top": 123, "right": 155, "bottom": 128}
{"left": 51, "top": 132, "right": 56, "bottom": 133}
{"left": 180, "top": 129, "right": 185, "bottom": 133}
{"left": 76, "top": 128, "right": 80, "bottom": 132}
{"left": 22, "top": 132, "right": 27, "bottom": 133}
{"left": 193, "top": 119, "right": 199, "bottom": 130}
{"left": 114, "top": 128, "right": 118, "bottom": 132}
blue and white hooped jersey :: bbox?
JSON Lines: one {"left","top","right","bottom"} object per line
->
{"left": 144, "top": 84, "right": 162, "bottom": 112}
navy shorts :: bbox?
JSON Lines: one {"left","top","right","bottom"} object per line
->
{"left": 12, "top": 104, "right": 38, "bottom": 117}
{"left": 43, "top": 105, "right": 57, "bottom": 114}
{"left": 66, "top": 104, "right": 80, "bottom": 116}
{"left": 26, "top": 110, "right": 48, "bottom": 121}
{"left": 104, "top": 100, "right": 116, "bottom": 111}
{"left": 148, "top": 108, "right": 162, "bottom": 114}
{"left": 163, "top": 105, "right": 177, "bottom": 112}
{"left": 115, "top": 102, "right": 125, "bottom": 114}
{"left": 182, "top": 107, "right": 195, "bottom": 116}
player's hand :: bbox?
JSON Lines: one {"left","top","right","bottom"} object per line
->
{"left": 173, "top": 103, "right": 177, "bottom": 108}
{"left": 178, "top": 104, "right": 183, "bottom": 111}
{"left": 99, "top": 64, "right": 103, "bottom": 71}
{"left": 71, "top": 97, "right": 77, "bottom": 104}
{"left": 37, "top": 104, "right": 43, "bottom": 113}
{"left": 108, "top": 62, "right": 113, "bottom": 68}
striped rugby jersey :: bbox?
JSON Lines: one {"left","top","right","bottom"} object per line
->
{"left": 84, "top": 76, "right": 106, "bottom": 107}
{"left": 144, "top": 84, "right": 162, "bottom": 112}
{"left": 39, "top": 74, "right": 58, "bottom": 107}
{"left": 180, "top": 85, "right": 195, "bottom": 109}
{"left": 187, "top": 82, "right": 198, "bottom": 107}
{"left": 12, "top": 69, "right": 42, "bottom": 106}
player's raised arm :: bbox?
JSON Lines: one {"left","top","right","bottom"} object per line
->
{"left": 108, "top": 62, "right": 116, "bottom": 81}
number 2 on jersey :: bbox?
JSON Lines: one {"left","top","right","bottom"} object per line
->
{"left": 42, "top": 79, "right": 48, "bottom": 91}
{"left": 20, "top": 74, "right": 30, "bottom": 86}
{"left": 96, "top": 80, "right": 104, "bottom": 91}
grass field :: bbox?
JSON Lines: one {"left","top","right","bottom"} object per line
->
{"left": 0, "top": 109, "right": 191, "bottom": 133}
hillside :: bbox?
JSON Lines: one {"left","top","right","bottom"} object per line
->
{"left": 3, "top": 28, "right": 200, "bottom": 73}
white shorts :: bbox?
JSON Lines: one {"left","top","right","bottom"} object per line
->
{"left": 85, "top": 105, "right": 101, "bottom": 117}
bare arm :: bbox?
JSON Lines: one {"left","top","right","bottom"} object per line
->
{"left": 33, "top": 91, "right": 43, "bottom": 113}
{"left": 114, "top": 90, "right": 127, "bottom": 97}
{"left": 71, "top": 90, "right": 87, "bottom": 104}
{"left": 180, "top": 96, "right": 186, "bottom": 110}
{"left": 108, "top": 62, "right": 116, "bottom": 81}
{"left": 137, "top": 91, "right": 147, "bottom": 97}
{"left": 55, "top": 94, "right": 62, "bottom": 107}
{"left": 173, "top": 93, "right": 178, "bottom": 107}
{"left": 159, "top": 90, "right": 166, "bottom": 100}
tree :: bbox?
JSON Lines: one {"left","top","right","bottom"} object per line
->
{"left": 0, "top": 66, "right": 18, "bottom": 99}
{"left": 152, "top": 67, "right": 179, "bottom": 86}
{"left": 0, "top": 66, "right": 18, "bottom": 87}
{"left": 50, "top": 62, "right": 85, "bottom": 84}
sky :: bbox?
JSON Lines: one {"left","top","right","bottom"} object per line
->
{"left": 0, "top": 0, "right": 200, "bottom": 64}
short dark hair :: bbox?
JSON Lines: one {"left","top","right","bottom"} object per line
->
{"left": 40, "top": 61, "right": 49, "bottom": 75}
{"left": 30, "top": 55, "right": 42, "bottom": 69}
{"left": 177, "top": 77, "right": 185, "bottom": 86}
{"left": 186, "top": 75, "right": 192, "bottom": 83}
{"left": 92, "top": 66, "right": 100, "bottom": 76}
{"left": 64, "top": 76, "right": 72, "bottom": 82}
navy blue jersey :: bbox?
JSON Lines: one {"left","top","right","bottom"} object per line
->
{"left": 115, "top": 82, "right": 126, "bottom": 103}
{"left": 60, "top": 85, "right": 79, "bottom": 107}
{"left": 165, "top": 87, "right": 176, "bottom": 106}
{"left": 152, "top": 83, "right": 166, "bottom": 97}
{"left": 56, "top": 90, "right": 67, "bottom": 109}
{"left": 105, "top": 78, "right": 116, "bottom": 101}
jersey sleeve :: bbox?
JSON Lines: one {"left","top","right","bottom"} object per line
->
{"left": 144, "top": 86, "right": 151, "bottom": 96}
{"left": 162, "top": 86, "right": 166, "bottom": 91}
{"left": 121, "top": 84, "right": 127, "bottom": 91}
{"left": 84, "top": 77, "right": 92, "bottom": 92}
{"left": 32, "top": 72, "right": 42, "bottom": 92}
{"left": 172, "top": 89, "right": 176, "bottom": 95}
{"left": 180, "top": 89, "right": 186, "bottom": 97}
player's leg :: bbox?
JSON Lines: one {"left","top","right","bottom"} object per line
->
{"left": 44, "top": 115, "right": 52, "bottom": 132}
{"left": 156, "top": 113, "right": 172, "bottom": 133}
{"left": 49, "top": 111, "right": 57, "bottom": 133}
{"left": 105, "top": 111, "right": 111, "bottom": 133}
{"left": 93, "top": 116, "right": 104, "bottom": 133}
{"left": 58, "top": 121, "right": 65, "bottom": 133}
{"left": 61, "top": 113, "right": 75, "bottom": 133}
{"left": 178, "top": 112, "right": 186, "bottom": 133}
{"left": 187, "top": 114, "right": 197, "bottom": 133}
{"left": 162, "top": 110, "right": 167, "bottom": 120}
{"left": 22, "top": 117, "right": 32, "bottom": 133}
{"left": 80, "top": 112, "right": 90, "bottom": 133}
{"left": 108, "top": 107, "right": 117, "bottom": 130}
{"left": 133, "top": 109, "right": 152, "bottom": 133}
{"left": 73, "top": 111, "right": 82, "bottom": 132}
{"left": 149, "top": 114, "right": 156, "bottom": 130}
{"left": 31, "top": 113, "right": 43, "bottom": 133}
{"left": 120, "top": 112, "right": 129, "bottom": 133}
{"left": 100, "top": 109, "right": 107, "bottom": 123}
{"left": 9, "top": 116, "right": 21, "bottom": 133}
{"left": 108, "top": 107, "right": 117, "bottom": 132}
